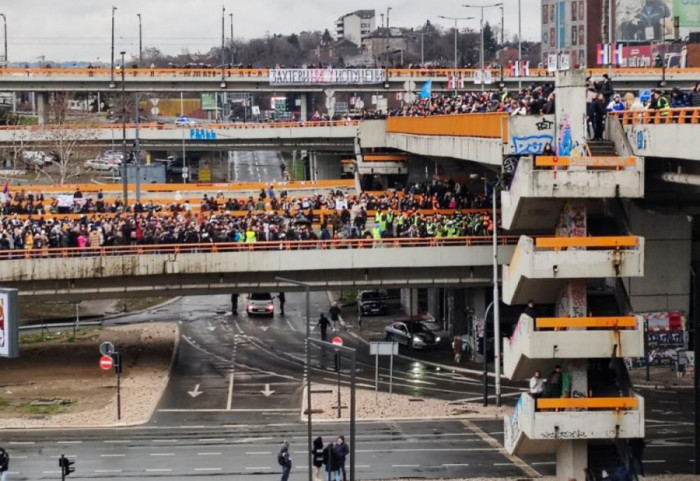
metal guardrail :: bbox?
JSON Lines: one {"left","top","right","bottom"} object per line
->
{"left": 535, "top": 236, "right": 639, "bottom": 249}
{"left": 615, "top": 107, "right": 700, "bottom": 125}
{"left": 0, "top": 235, "right": 520, "bottom": 260}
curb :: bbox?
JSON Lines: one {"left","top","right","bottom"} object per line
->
{"left": 634, "top": 383, "right": 694, "bottom": 390}
{"left": 326, "top": 291, "right": 501, "bottom": 379}
{"left": 145, "top": 323, "right": 181, "bottom": 423}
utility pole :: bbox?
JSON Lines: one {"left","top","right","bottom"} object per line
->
{"left": 463, "top": 3, "right": 503, "bottom": 91}
{"left": 438, "top": 16, "right": 474, "bottom": 94}
{"left": 120, "top": 51, "right": 128, "bottom": 206}
{"left": 492, "top": 181, "right": 501, "bottom": 406}
{"left": 499, "top": 4, "right": 504, "bottom": 84}
{"left": 230, "top": 13, "right": 235, "bottom": 65}
{"left": 221, "top": 6, "right": 226, "bottom": 85}
{"left": 518, "top": 0, "right": 522, "bottom": 89}
{"left": 137, "top": 13, "right": 143, "bottom": 66}
{"left": 111, "top": 6, "right": 117, "bottom": 87}
{"left": 134, "top": 93, "right": 141, "bottom": 202}
{"left": 0, "top": 14, "right": 7, "bottom": 67}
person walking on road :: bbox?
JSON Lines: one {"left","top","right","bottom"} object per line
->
{"left": 278, "top": 441, "right": 292, "bottom": 481}
{"left": 452, "top": 335, "right": 464, "bottom": 364}
{"left": 317, "top": 314, "right": 331, "bottom": 341}
{"left": 0, "top": 447, "right": 9, "bottom": 481}
{"left": 277, "top": 292, "right": 286, "bottom": 316}
{"left": 334, "top": 436, "right": 350, "bottom": 481}
{"left": 329, "top": 303, "right": 341, "bottom": 331}
{"left": 312, "top": 437, "right": 324, "bottom": 481}
{"left": 231, "top": 293, "right": 239, "bottom": 316}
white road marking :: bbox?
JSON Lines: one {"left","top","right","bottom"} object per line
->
{"left": 8, "top": 441, "right": 34, "bottom": 445}
{"left": 443, "top": 463, "right": 470, "bottom": 467}
{"left": 195, "top": 467, "right": 223, "bottom": 472}
{"left": 101, "top": 454, "right": 126, "bottom": 458}
{"left": 246, "top": 466, "right": 272, "bottom": 470}
{"left": 159, "top": 408, "right": 297, "bottom": 413}
{"left": 532, "top": 462, "right": 557, "bottom": 465}
{"left": 57, "top": 440, "right": 83, "bottom": 444}
{"left": 392, "top": 464, "right": 420, "bottom": 468}
{"left": 201, "top": 438, "right": 226, "bottom": 442}
{"left": 645, "top": 460, "right": 666, "bottom": 463}
{"left": 146, "top": 468, "right": 173, "bottom": 472}
{"left": 149, "top": 453, "right": 175, "bottom": 456}
{"left": 42, "top": 471, "right": 61, "bottom": 474}
{"left": 95, "top": 469, "right": 123, "bottom": 473}
{"left": 246, "top": 451, "right": 272, "bottom": 455}
{"left": 227, "top": 372, "right": 235, "bottom": 411}
{"left": 197, "top": 452, "right": 222, "bottom": 456}
{"left": 286, "top": 319, "right": 297, "bottom": 332}
{"left": 152, "top": 439, "right": 179, "bottom": 443}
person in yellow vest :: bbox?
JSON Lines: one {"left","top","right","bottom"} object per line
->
{"left": 245, "top": 228, "right": 257, "bottom": 243}
{"left": 371, "top": 225, "right": 382, "bottom": 248}
{"left": 385, "top": 208, "right": 394, "bottom": 237}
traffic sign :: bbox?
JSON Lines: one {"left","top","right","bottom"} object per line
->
{"left": 99, "top": 341, "right": 115, "bottom": 356}
{"left": 99, "top": 355, "right": 114, "bottom": 370}
{"left": 331, "top": 336, "right": 343, "bottom": 350}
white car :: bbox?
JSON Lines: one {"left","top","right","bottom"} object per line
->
{"left": 84, "top": 158, "right": 119, "bottom": 172}
{"left": 175, "top": 116, "right": 198, "bottom": 128}
{"left": 246, "top": 293, "right": 275, "bottom": 317}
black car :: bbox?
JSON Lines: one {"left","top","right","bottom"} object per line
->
{"left": 357, "top": 291, "right": 387, "bottom": 316}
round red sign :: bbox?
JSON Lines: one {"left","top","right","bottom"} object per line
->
{"left": 99, "top": 355, "right": 114, "bottom": 370}
{"left": 331, "top": 336, "right": 343, "bottom": 347}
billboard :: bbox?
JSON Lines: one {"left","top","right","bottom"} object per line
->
{"left": 616, "top": 0, "right": 673, "bottom": 42}
{"left": 0, "top": 288, "right": 19, "bottom": 358}
{"left": 674, "top": 0, "right": 700, "bottom": 27}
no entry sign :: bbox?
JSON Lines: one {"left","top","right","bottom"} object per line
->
{"left": 99, "top": 354, "right": 114, "bottom": 370}
{"left": 331, "top": 336, "right": 343, "bottom": 350}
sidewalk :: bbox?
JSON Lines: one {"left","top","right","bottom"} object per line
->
{"left": 630, "top": 365, "right": 695, "bottom": 390}
{"left": 328, "top": 291, "right": 490, "bottom": 376}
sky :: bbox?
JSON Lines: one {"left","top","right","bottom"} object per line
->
{"left": 0, "top": 0, "right": 542, "bottom": 63}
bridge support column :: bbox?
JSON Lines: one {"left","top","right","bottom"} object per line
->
{"left": 450, "top": 289, "right": 466, "bottom": 336}
{"left": 555, "top": 440, "right": 587, "bottom": 481}
{"left": 36, "top": 92, "right": 49, "bottom": 126}
{"left": 300, "top": 93, "right": 309, "bottom": 121}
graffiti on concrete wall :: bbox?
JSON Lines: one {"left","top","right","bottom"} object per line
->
{"left": 557, "top": 202, "right": 587, "bottom": 238}
{"left": 512, "top": 135, "right": 554, "bottom": 155}
{"left": 504, "top": 394, "right": 524, "bottom": 450}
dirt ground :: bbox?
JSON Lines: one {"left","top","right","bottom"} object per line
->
{"left": 308, "top": 383, "right": 511, "bottom": 421}
{"left": 0, "top": 322, "right": 177, "bottom": 428}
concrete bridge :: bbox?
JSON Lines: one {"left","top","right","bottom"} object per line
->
{"left": 0, "top": 237, "right": 517, "bottom": 301}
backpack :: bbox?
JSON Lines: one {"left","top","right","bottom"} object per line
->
{"left": 277, "top": 451, "right": 286, "bottom": 466}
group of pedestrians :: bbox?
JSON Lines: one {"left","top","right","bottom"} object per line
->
{"left": 529, "top": 365, "right": 569, "bottom": 402}
{"left": 278, "top": 436, "right": 349, "bottom": 481}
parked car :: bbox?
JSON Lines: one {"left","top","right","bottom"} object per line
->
{"left": 357, "top": 290, "right": 387, "bottom": 316}
{"left": 175, "top": 116, "right": 198, "bottom": 128}
{"left": 246, "top": 293, "right": 274, "bottom": 317}
{"left": 84, "top": 158, "right": 119, "bottom": 172}
{"left": 21, "top": 151, "right": 54, "bottom": 168}
{"left": 384, "top": 320, "right": 441, "bottom": 350}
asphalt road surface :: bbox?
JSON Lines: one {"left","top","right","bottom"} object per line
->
{"left": 229, "top": 151, "right": 284, "bottom": 183}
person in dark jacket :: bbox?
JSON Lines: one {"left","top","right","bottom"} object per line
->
{"left": 277, "top": 292, "right": 286, "bottom": 316}
{"left": 334, "top": 436, "right": 350, "bottom": 481}
{"left": 312, "top": 437, "right": 324, "bottom": 481}
{"left": 231, "top": 293, "right": 239, "bottom": 315}
{"left": 317, "top": 314, "right": 331, "bottom": 341}
{"left": 278, "top": 441, "right": 292, "bottom": 481}
{"left": 691, "top": 82, "right": 700, "bottom": 107}
{"left": 592, "top": 93, "right": 607, "bottom": 141}
{"left": 0, "top": 447, "right": 8, "bottom": 481}
{"left": 546, "top": 365, "right": 563, "bottom": 398}
{"left": 322, "top": 442, "right": 342, "bottom": 481}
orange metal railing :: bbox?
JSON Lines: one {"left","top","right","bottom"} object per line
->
{"left": 615, "top": 108, "right": 700, "bottom": 125}
{"left": 535, "top": 316, "right": 637, "bottom": 329}
{"left": 0, "top": 119, "right": 358, "bottom": 132}
{"left": 537, "top": 397, "right": 638, "bottom": 411}
{"left": 0, "top": 235, "right": 520, "bottom": 260}
{"left": 535, "top": 156, "right": 637, "bottom": 169}
{"left": 535, "top": 236, "right": 639, "bottom": 249}
{"left": 387, "top": 113, "right": 508, "bottom": 140}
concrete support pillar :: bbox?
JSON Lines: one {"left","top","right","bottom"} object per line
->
{"left": 555, "top": 440, "right": 587, "bottom": 481}
{"left": 300, "top": 93, "right": 309, "bottom": 122}
{"left": 324, "top": 89, "right": 336, "bottom": 118}
{"left": 36, "top": 92, "right": 48, "bottom": 126}
{"left": 400, "top": 288, "right": 419, "bottom": 317}
{"left": 555, "top": 280, "right": 588, "bottom": 318}
{"left": 451, "top": 289, "right": 467, "bottom": 336}
{"left": 427, "top": 288, "right": 439, "bottom": 322}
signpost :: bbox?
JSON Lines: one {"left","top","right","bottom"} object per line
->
{"left": 332, "top": 336, "right": 343, "bottom": 418}
{"left": 369, "top": 341, "right": 398, "bottom": 399}
{"left": 99, "top": 346, "right": 122, "bottom": 420}
{"left": 99, "top": 355, "right": 114, "bottom": 370}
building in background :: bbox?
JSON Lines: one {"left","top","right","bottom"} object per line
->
{"left": 540, "top": 0, "right": 606, "bottom": 68}
{"left": 362, "top": 28, "right": 408, "bottom": 65}
{"left": 335, "top": 10, "right": 376, "bottom": 46}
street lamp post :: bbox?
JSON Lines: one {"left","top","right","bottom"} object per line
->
{"left": 463, "top": 3, "right": 503, "bottom": 91}
{"left": 491, "top": 180, "right": 502, "bottom": 407}
{"left": 111, "top": 6, "right": 117, "bottom": 87}
{"left": 0, "top": 14, "right": 7, "bottom": 67}
{"left": 437, "top": 15, "right": 474, "bottom": 94}
{"left": 230, "top": 13, "right": 235, "bottom": 65}
{"left": 120, "top": 51, "right": 128, "bottom": 206}
{"left": 275, "top": 277, "right": 312, "bottom": 481}
{"left": 221, "top": 6, "right": 226, "bottom": 86}
{"left": 137, "top": 13, "right": 143, "bottom": 66}
{"left": 518, "top": 0, "right": 522, "bottom": 89}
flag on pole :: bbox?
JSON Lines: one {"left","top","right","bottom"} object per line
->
{"left": 457, "top": 73, "right": 465, "bottom": 89}
{"left": 447, "top": 74, "right": 454, "bottom": 90}
{"left": 597, "top": 44, "right": 609, "bottom": 66}
{"left": 522, "top": 61, "right": 530, "bottom": 77}
{"left": 2, "top": 181, "right": 8, "bottom": 195}
{"left": 419, "top": 79, "right": 432, "bottom": 99}
{"left": 613, "top": 44, "right": 623, "bottom": 66}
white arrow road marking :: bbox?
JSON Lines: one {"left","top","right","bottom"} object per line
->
{"left": 188, "top": 384, "right": 204, "bottom": 398}
{"left": 259, "top": 326, "right": 270, "bottom": 332}
{"left": 261, "top": 384, "right": 275, "bottom": 397}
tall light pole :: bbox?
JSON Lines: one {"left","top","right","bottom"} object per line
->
{"left": 110, "top": 6, "right": 117, "bottom": 87}
{"left": 221, "top": 6, "right": 226, "bottom": 86}
{"left": 137, "top": 13, "right": 143, "bottom": 66}
{"left": 463, "top": 3, "right": 503, "bottom": 91}
{"left": 0, "top": 14, "right": 7, "bottom": 67}
{"left": 518, "top": 0, "right": 522, "bottom": 89}
{"left": 438, "top": 16, "right": 474, "bottom": 94}
{"left": 275, "top": 277, "right": 312, "bottom": 481}
{"left": 120, "top": 51, "right": 128, "bottom": 206}
{"left": 229, "top": 13, "right": 234, "bottom": 65}
{"left": 491, "top": 180, "right": 501, "bottom": 407}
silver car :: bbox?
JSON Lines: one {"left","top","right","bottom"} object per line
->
{"left": 385, "top": 321, "right": 441, "bottom": 349}
{"left": 246, "top": 293, "right": 275, "bottom": 317}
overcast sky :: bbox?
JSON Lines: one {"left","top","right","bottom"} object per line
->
{"left": 1, "top": 0, "right": 542, "bottom": 62}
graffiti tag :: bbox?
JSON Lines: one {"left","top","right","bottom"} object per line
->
{"left": 536, "top": 119, "right": 554, "bottom": 131}
{"left": 512, "top": 135, "right": 554, "bottom": 155}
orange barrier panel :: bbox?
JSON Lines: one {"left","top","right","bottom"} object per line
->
{"left": 15, "top": 179, "right": 356, "bottom": 194}
{"left": 535, "top": 236, "right": 638, "bottom": 249}
{"left": 616, "top": 108, "right": 700, "bottom": 126}
{"left": 363, "top": 154, "right": 408, "bottom": 162}
{"left": 535, "top": 156, "right": 637, "bottom": 168}
{"left": 387, "top": 113, "right": 508, "bottom": 140}
{"left": 536, "top": 316, "right": 637, "bottom": 329}
{"left": 537, "top": 397, "right": 638, "bottom": 410}
{"left": 0, "top": 235, "right": 522, "bottom": 260}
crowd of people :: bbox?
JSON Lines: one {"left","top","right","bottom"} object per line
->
{"left": 0, "top": 180, "right": 497, "bottom": 251}
{"left": 389, "top": 84, "right": 556, "bottom": 117}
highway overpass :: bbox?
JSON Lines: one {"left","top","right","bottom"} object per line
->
{"left": 0, "top": 67, "right": 696, "bottom": 92}
{"left": 0, "top": 237, "right": 516, "bottom": 301}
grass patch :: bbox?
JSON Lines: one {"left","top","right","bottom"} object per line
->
{"left": 0, "top": 398, "right": 10, "bottom": 408}
{"left": 20, "top": 328, "right": 96, "bottom": 345}
{"left": 19, "top": 400, "right": 75, "bottom": 416}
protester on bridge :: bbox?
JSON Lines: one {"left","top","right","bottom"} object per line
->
{"left": 317, "top": 314, "right": 331, "bottom": 341}
{"left": 312, "top": 437, "right": 325, "bottom": 481}
{"left": 334, "top": 436, "right": 350, "bottom": 481}
{"left": 277, "top": 441, "right": 292, "bottom": 481}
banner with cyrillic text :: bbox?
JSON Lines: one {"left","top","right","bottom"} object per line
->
{"left": 269, "top": 69, "right": 386, "bottom": 86}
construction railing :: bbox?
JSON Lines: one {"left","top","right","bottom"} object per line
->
{"left": 0, "top": 235, "right": 521, "bottom": 260}
{"left": 535, "top": 316, "right": 637, "bottom": 330}
{"left": 535, "top": 236, "right": 639, "bottom": 250}
{"left": 1, "top": 67, "right": 698, "bottom": 79}
{"left": 0, "top": 119, "right": 358, "bottom": 132}
{"left": 537, "top": 397, "right": 638, "bottom": 411}
{"left": 535, "top": 156, "right": 637, "bottom": 170}
{"left": 387, "top": 113, "right": 508, "bottom": 140}
{"left": 615, "top": 107, "right": 700, "bottom": 125}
